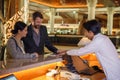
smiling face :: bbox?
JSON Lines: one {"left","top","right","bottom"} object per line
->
{"left": 18, "top": 27, "right": 28, "bottom": 38}
{"left": 33, "top": 17, "right": 43, "bottom": 29}
{"left": 84, "top": 29, "right": 94, "bottom": 40}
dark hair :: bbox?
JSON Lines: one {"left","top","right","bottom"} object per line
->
{"left": 83, "top": 19, "right": 101, "bottom": 35}
{"left": 11, "top": 21, "right": 27, "bottom": 34}
{"left": 32, "top": 11, "right": 43, "bottom": 20}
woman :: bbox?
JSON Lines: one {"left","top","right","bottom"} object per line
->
{"left": 6, "top": 21, "right": 38, "bottom": 59}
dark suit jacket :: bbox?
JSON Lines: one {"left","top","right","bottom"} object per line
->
{"left": 22, "top": 24, "right": 58, "bottom": 54}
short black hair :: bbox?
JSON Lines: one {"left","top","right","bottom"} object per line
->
{"left": 32, "top": 11, "right": 43, "bottom": 20}
{"left": 83, "top": 20, "right": 101, "bottom": 35}
{"left": 11, "top": 21, "right": 27, "bottom": 34}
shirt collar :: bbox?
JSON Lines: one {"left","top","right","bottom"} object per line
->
{"left": 93, "top": 33, "right": 101, "bottom": 40}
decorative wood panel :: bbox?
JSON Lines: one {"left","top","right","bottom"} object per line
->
{"left": 3, "top": 7, "right": 24, "bottom": 44}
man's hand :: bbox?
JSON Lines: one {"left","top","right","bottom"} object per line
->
{"left": 57, "top": 50, "right": 67, "bottom": 56}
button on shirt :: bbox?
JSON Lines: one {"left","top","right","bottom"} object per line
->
{"left": 67, "top": 33, "right": 120, "bottom": 80}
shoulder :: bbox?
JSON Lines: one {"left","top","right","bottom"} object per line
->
{"left": 40, "top": 25, "right": 47, "bottom": 29}
{"left": 40, "top": 25, "right": 47, "bottom": 32}
{"left": 7, "top": 37, "right": 15, "bottom": 42}
{"left": 40, "top": 25, "right": 46, "bottom": 27}
{"left": 7, "top": 37, "right": 16, "bottom": 46}
{"left": 93, "top": 34, "right": 109, "bottom": 43}
{"left": 27, "top": 24, "right": 33, "bottom": 30}
{"left": 98, "top": 34, "right": 108, "bottom": 40}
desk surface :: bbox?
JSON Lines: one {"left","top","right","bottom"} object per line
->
{"left": 31, "top": 72, "right": 105, "bottom": 80}
{"left": 0, "top": 53, "right": 62, "bottom": 75}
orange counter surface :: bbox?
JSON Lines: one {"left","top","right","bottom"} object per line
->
{"left": 0, "top": 54, "right": 64, "bottom": 80}
{"left": 0, "top": 53, "right": 103, "bottom": 80}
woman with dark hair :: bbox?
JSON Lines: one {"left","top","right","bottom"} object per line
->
{"left": 6, "top": 21, "right": 38, "bottom": 59}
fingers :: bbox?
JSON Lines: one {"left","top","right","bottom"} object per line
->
{"left": 57, "top": 50, "right": 67, "bottom": 54}
{"left": 33, "top": 52, "right": 39, "bottom": 57}
{"left": 57, "top": 51, "right": 67, "bottom": 56}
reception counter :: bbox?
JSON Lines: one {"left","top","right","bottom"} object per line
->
{"left": 0, "top": 53, "right": 64, "bottom": 80}
{"left": 0, "top": 53, "right": 106, "bottom": 80}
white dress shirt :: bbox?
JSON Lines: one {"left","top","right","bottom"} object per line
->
{"left": 67, "top": 33, "right": 120, "bottom": 80}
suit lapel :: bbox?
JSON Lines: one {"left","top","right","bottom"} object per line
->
{"left": 39, "top": 26, "right": 43, "bottom": 46}
{"left": 29, "top": 25, "right": 38, "bottom": 47}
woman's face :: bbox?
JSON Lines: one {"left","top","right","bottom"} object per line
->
{"left": 18, "top": 27, "right": 28, "bottom": 38}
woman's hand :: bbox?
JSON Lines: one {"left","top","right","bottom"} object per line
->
{"left": 33, "top": 52, "right": 39, "bottom": 57}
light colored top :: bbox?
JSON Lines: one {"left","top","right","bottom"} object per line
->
{"left": 6, "top": 37, "right": 36, "bottom": 59}
{"left": 67, "top": 33, "right": 120, "bottom": 80}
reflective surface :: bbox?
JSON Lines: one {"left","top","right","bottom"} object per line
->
{"left": 0, "top": 53, "right": 62, "bottom": 75}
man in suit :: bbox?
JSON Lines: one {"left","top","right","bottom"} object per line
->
{"left": 22, "top": 11, "right": 61, "bottom": 54}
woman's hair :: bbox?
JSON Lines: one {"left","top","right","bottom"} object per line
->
{"left": 11, "top": 21, "right": 27, "bottom": 34}
{"left": 32, "top": 11, "right": 43, "bottom": 20}
{"left": 83, "top": 19, "right": 101, "bottom": 35}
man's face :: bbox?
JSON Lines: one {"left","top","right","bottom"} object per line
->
{"left": 33, "top": 17, "right": 43, "bottom": 29}
{"left": 84, "top": 29, "right": 94, "bottom": 40}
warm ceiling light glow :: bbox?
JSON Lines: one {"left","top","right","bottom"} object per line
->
{"left": 115, "top": 1, "right": 118, "bottom": 3}
{"left": 30, "top": 0, "right": 104, "bottom": 8}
